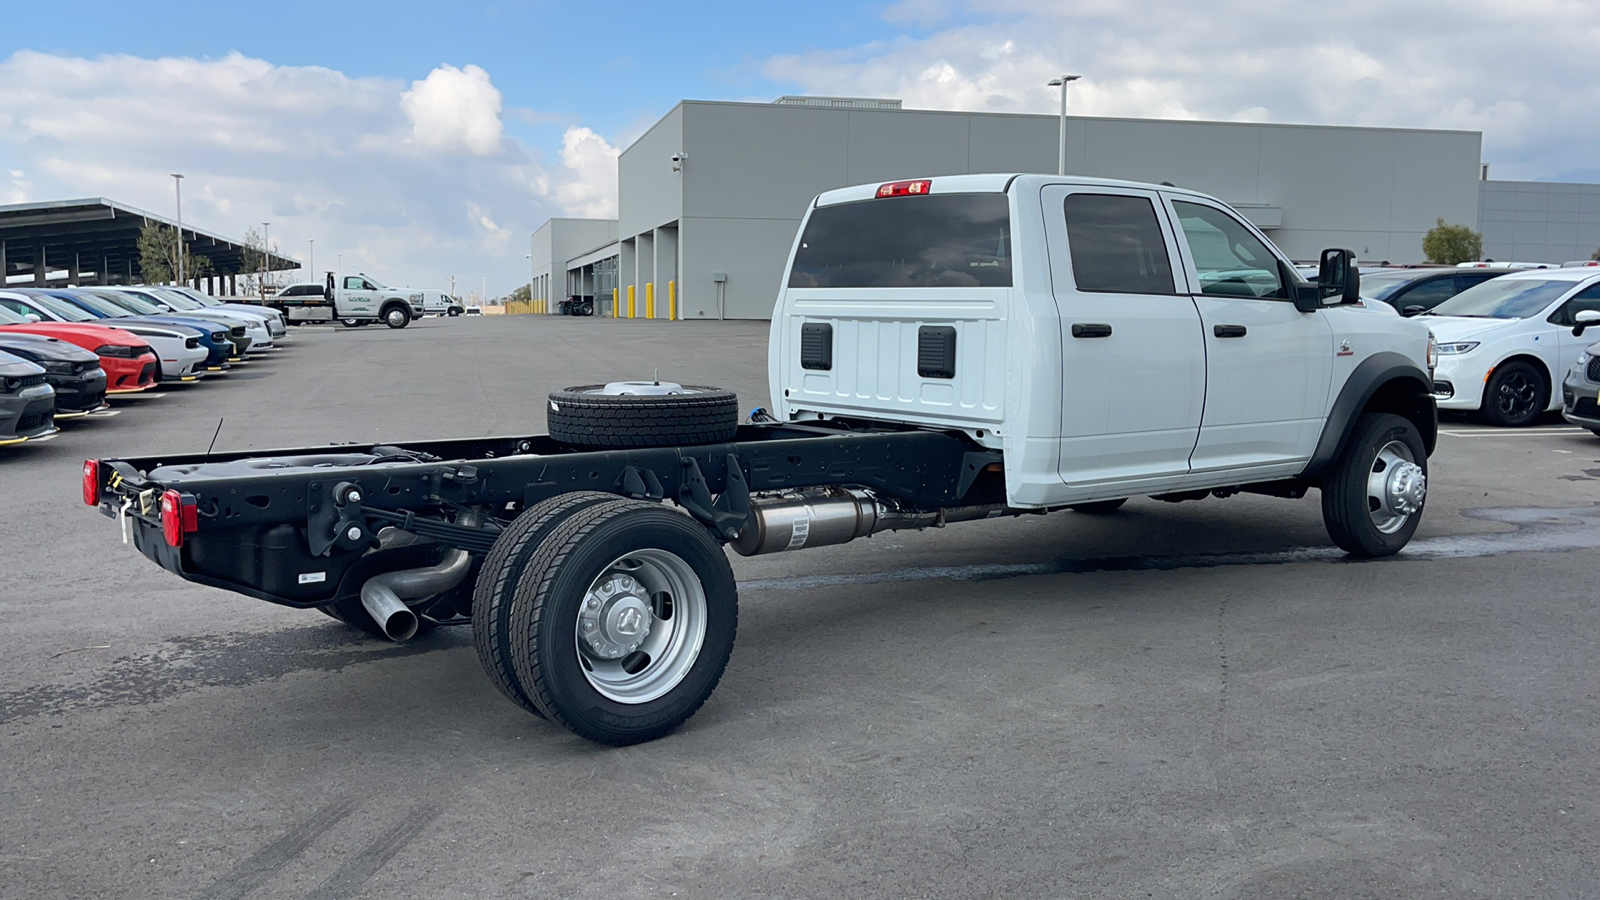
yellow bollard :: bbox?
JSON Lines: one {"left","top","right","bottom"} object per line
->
{"left": 612, "top": 288, "right": 619, "bottom": 318}
{"left": 627, "top": 285, "right": 636, "bottom": 318}
{"left": 646, "top": 283, "right": 655, "bottom": 319}
{"left": 668, "top": 280, "right": 676, "bottom": 321}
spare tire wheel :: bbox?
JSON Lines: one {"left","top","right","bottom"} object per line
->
{"left": 546, "top": 382, "right": 739, "bottom": 448}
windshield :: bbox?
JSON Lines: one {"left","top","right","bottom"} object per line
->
{"left": 1428, "top": 278, "right": 1573, "bottom": 319}
{"left": 360, "top": 275, "right": 388, "bottom": 289}
{"left": 0, "top": 305, "right": 27, "bottom": 325}
{"left": 1359, "top": 272, "right": 1428, "bottom": 302}
{"left": 58, "top": 291, "right": 134, "bottom": 318}
{"left": 149, "top": 289, "right": 203, "bottom": 310}
{"left": 88, "top": 290, "right": 164, "bottom": 315}
{"left": 26, "top": 293, "right": 98, "bottom": 322}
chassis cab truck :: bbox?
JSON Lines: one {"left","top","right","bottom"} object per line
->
{"left": 275, "top": 274, "right": 424, "bottom": 328}
{"left": 86, "top": 174, "right": 1437, "bottom": 745}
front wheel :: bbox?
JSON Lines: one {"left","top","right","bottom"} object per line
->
{"left": 1480, "top": 361, "right": 1547, "bottom": 427}
{"left": 1320, "top": 412, "right": 1428, "bottom": 557}
{"left": 448, "top": 307, "right": 462, "bottom": 317}
{"left": 508, "top": 500, "right": 738, "bottom": 745}
{"left": 383, "top": 306, "right": 412, "bottom": 329}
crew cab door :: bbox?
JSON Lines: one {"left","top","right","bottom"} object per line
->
{"left": 339, "top": 276, "right": 378, "bottom": 317}
{"left": 1043, "top": 186, "right": 1206, "bottom": 489}
{"left": 1164, "top": 196, "right": 1332, "bottom": 476}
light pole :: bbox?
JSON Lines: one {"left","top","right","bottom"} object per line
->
{"left": 481, "top": 273, "right": 487, "bottom": 305}
{"left": 261, "top": 222, "right": 271, "bottom": 295}
{"left": 1046, "top": 75, "right": 1080, "bottom": 176}
{"left": 308, "top": 239, "right": 314, "bottom": 282}
{"left": 171, "top": 173, "right": 184, "bottom": 284}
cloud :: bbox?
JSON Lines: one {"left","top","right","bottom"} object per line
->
{"left": 0, "top": 51, "right": 620, "bottom": 293}
{"left": 552, "top": 127, "right": 621, "bottom": 218}
{"left": 761, "top": 0, "right": 1600, "bottom": 180}
{"left": 400, "top": 63, "right": 504, "bottom": 156}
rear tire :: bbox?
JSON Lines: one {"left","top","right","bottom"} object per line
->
{"left": 508, "top": 501, "right": 738, "bottom": 745}
{"left": 1479, "top": 361, "right": 1547, "bottom": 427}
{"left": 472, "top": 492, "right": 626, "bottom": 719}
{"left": 1321, "top": 412, "right": 1428, "bottom": 557}
{"left": 1068, "top": 498, "right": 1127, "bottom": 514}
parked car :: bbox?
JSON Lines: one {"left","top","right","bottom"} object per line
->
{"left": 1561, "top": 260, "right": 1600, "bottom": 268}
{"left": 0, "top": 332, "right": 106, "bottom": 417}
{"left": 1560, "top": 328, "right": 1600, "bottom": 435}
{"left": 97, "top": 287, "right": 270, "bottom": 352}
{"left": 0, "top": 350, "right": 57, "bottom": 445}
{"left": 1423, "top": 268, "right": 1600, "bottom": 426}
{"left": 65, "top": 289, "right": 250, "bottom": 361}
{"left": 0, "top": 304, "right": 156, "bottom": 394}
{"left": 4, "top": 289, "right": 227, "bottom": 376}
{"left": 154, "top": 285, "right": 288, "bottom": 338}
{"left": 1359, "top": 266, "right": 1513, "bottom": 316}
{"left": 1456, "top": 261, "right": 1555, "bottom": 270}
{"left": 268, "top": 283, "right": 330, "bottom": 323}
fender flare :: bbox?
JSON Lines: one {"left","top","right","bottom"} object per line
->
{"left": 1300, "top": 352, "right": 1436, "bottom": 480}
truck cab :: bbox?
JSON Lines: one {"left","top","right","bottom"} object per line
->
{"left": 770, "top": 173, "right": 1436, "bottom": 512}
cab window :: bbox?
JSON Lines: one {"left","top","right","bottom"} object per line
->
{"left": 1171, "top": 201, "right": 1287, "bottom": 299}
{"left": 1062, "top": 194, "right": 1176, "bottom": 295}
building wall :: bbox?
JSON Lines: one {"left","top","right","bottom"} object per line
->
{"left": 619, "top": 100, "right": 1484, "bottom": 319}
{"left": 529, "top": 218, "right": 617, "bottom": 305}
{"left": 1479, "top": 180, "right": 1600, "bottom": 264}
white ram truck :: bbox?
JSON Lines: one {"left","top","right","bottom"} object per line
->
{"left": 272, "top": 274, "right": 423, "bottom": 328}
{"left": 89, "top": 173, "right": 1438, "bottom": 746}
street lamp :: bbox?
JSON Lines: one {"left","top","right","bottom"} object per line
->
{"left": 171, "top": 173, "right": 184, "bottom": 284}
{"left": 1046, "top": 75, "right": 1081, "bottom": 176}
{"left": 261, "top": 222, "right": 271, "bottom": 295}
{"left": 308, "top": 239, "right": 314, "bottom": 281}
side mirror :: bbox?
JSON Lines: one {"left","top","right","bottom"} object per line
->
{"left": 1573, "top": 309, "right": 1600, "bottom": 337}
{"left": 1317, "top": 248, "right": 1360, "bottom": 305}
{"left": 1402, "top": 305, "right": 1426, "bottom": 318}
{"left": 23, "top": 313, "right": 41, "bottom": 323}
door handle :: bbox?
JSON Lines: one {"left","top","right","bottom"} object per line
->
{"left": 1213, "top": 324, "right": 1248, "bottom": 338}
{"left": 1071, "top": 323, "right": 1113, "bottom": 338}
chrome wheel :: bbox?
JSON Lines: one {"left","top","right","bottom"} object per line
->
{"left": 1366, "top": 440, "right": 1426, "bottom": 534}
{"left": 575, "top": 548, "right": 707, "bottom": 704}
{"left": 386, "top": 308, "right": 407, "bottom": 327}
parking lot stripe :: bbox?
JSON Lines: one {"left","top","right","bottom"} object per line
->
{"left": 1439, "top": 427, "right": 1587, "bottom": 437}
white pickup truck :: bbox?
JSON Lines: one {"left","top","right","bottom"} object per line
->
{"left": 89, "top": 173, "right": 1437, "bottom": 746}
{"left": 270, "top": 275, "right": 423, "bottom": 328}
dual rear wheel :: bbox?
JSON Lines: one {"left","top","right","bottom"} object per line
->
{"left": 472, "top": 494, "right": 738, "bottom": 745}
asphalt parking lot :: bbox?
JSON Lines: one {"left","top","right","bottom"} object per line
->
{"left": 3, "top": 314, "right": 1598, "bottom": 899}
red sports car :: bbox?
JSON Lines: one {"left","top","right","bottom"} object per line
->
{"left": 0, "top": 305, "right": 157, "bottom": 393}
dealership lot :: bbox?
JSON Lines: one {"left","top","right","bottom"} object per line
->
{"left": 3, "top": 315, "right": 1597, "bottom": 899}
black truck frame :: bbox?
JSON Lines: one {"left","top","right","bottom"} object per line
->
{"left": 87, "top": 421, "right": 1010, "bottom": 744}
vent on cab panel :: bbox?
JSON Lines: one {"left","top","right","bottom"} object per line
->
{"left": 917, "top": 325, "right": 956, "bottom": 379}
{"left": 800, "top": 322, "right": 833, "bottom": 370}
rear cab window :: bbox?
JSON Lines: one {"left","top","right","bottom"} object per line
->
{"left": 789, "top": 193, "right": 1012, "bottom": 288}
{"left": 1062, "top": 193, "right": 1176, "bottom": 294}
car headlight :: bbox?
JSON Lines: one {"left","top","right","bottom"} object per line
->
{"left": 1579, "top": 352, "right": 1591, "bottom": 368}
{"left": 41, "top": 360, "right": 75, "bottom": 375}
{"left": 1435, "top": 341, "right": 1480, "bottom": 355}
{"left": 94, "top": 344, "right": 137, "bottom": 358}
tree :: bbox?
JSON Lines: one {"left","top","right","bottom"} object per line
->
{"left": 1590, "top": 245, "right": 1599, "bottom": 261}
{"left": 137, "top": 223, "right": 212, "bottom": 284}
{"left": 507, "top": 283, "right": 531, "bottom": 305}
{"left": 1421, "top": 219, "right": 1483, "bottom": 265}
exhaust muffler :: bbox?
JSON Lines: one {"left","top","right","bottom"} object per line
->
{"left": 732, "top": 487, "right": 1009, "bottom": 557}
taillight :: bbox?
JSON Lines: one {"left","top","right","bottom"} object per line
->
{"left": 876, "top": 179, "right": 932, "bottom": 198}
{"left": 160, "top": 489, "right": 198, "bottom": 548}
{"left": 82, "top": 459, "right": 100, "bottom": 506}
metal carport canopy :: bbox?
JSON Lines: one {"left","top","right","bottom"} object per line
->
{"left": 0, "top": 197, "right": 298, "bottom": 284}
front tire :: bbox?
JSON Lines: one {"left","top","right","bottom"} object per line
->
{"left": 1320, "top": 412, "right": 1428, "bottom": 557}
{"left": 508, "top": 500, "right": 738, "bottom": 745}
{"left": 1480, "top": 361, "right": 1547, "bottom": 427}
{"left": 383, "top": 305, "right": 412, "bottom": 329}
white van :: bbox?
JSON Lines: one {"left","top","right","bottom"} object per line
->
{"left": 418, "top": 291, "right": 465, "bottom": 317}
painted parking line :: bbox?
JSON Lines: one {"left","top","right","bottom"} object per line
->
{"left": 1439, "top": 428, "right": 1588, "bottom": 437}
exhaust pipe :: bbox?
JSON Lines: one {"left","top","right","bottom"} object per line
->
{"left": 359, "top": 547, "right": 472, "bottom": 641}
{"left": 732, "top": 487, "right": 1011, "bottom": 557}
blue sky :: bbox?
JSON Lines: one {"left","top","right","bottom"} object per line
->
{"left": 2, "top": 0, "right": 1597, "bottom": 297}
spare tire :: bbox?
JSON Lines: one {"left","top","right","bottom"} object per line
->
{"left": 547, "top": 382, "right": 738, "bottom": 448}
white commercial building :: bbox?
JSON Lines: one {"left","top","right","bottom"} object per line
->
{"left": 533, "top": 97, "right": 1488, "bottom": 320}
